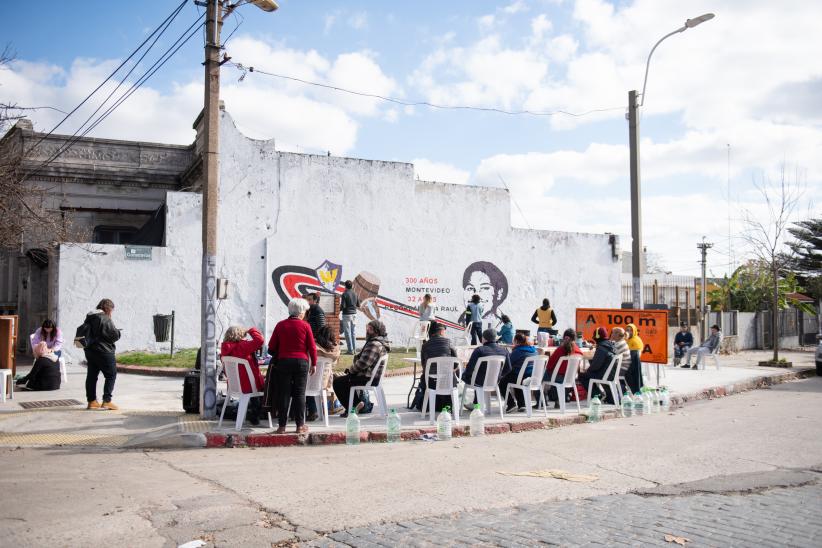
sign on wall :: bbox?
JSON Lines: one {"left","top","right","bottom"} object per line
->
{"left": 124, "top": 245, "right": 152, "bottom": 260}
{"left": 575, "top": 308, "right": 669, "bottom": 364}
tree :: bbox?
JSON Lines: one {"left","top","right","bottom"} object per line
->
{"left": 785, "top": 217, "right": 822, "bottom": 304}
{"left": 741, "top": 166, "right": 804, "bottom": 362}
{"left": 708, "top": 260, "right": 815, "bottom": 314}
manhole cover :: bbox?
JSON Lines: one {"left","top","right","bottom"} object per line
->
{"left": 18, "top": 399, "right": 84, "bottom": 409}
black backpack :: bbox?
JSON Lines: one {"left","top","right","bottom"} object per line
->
{"left": 74, "top": 320, "right": 94, "bottom": 349}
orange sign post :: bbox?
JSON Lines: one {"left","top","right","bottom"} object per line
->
{"left": 575, "top": 308, "right": 669, "bottom": 364}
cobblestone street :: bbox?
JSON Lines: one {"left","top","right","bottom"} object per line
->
{"left": 308, "top": 477, "right": 822, "bottom": 547}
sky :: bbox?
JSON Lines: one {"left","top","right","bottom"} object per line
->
{"left": 2, "top": 0, "right": 820, "bottom": 279}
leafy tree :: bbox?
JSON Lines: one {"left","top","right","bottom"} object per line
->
{"left": 708, "top": 261, "right": 815, "bottom": 314}
{"left": 785, "top": 217, "right": 822, "bottom": 302}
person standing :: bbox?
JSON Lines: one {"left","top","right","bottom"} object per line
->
{"left": 418, "top": 293, "right": 435, "bottom": 322}
{"left": 673, "top": 322, "right": 694, "bottom": 366}
{"left": 82, "top": 299, "right": 121, "bottom": 410}
{"left": 220, "top": 326, "right": 265, "bottom": 426}
{"left": 531, "top": 298, "right": 558, "bottom": 336}
{"left": 466, "top": 294, "right": 484, "bottom": 345}
{"left": 624, "top": 323, "right": 644, "bottom": 393}
{"left": 266, "top": 298, "right": 318, "bottom": 434}
{"left": 304, "top": 292, "right": 327, "bottom": 338}
{"left": 334, "top": 320, "right": 390, "bottom": 416}
{"left": 31, "top": 319, "right": 64, "bottom": 358}
{"left": 340, "top": 280, "right": 359, "bottom": 354}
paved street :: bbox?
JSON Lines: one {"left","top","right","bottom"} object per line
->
{"left": 2, "top": 376, "right": 822, "bottom": 547}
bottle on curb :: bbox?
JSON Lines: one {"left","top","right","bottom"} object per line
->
{"left": 469, "top": 403, "right": 485, "bottom": 436}
{"left": 634, "top": 392, "right": 645, "bottom": 416}
{"left": 346, "top": 408, "right": 361, "bottom": 445}
{"left": 660, "top": 387, "right": 671, "bottom": 411}
{"left": 651, "top": 389, "right": 661, "bottom": 413}
{"left": 386, "top": 408, "right": 401, "bottom": 443}
{"left": 621, "top": 391, "right": 633, "bottom": 417}
{"left": 588, "top": 396, "right": 602, "bottom": 423}
{"left": 642, "top": 389, "right": 652, "bottom": 415}
{"left": 437, "top": 406, "right": 453, "bottom": 440}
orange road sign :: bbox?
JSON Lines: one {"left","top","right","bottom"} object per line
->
{"left": 575, "top": 308, "right": 669, "bottom": 364}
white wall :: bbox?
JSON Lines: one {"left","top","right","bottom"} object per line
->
{"left": 58, "top": 111, "right": 621, "bottom": 356}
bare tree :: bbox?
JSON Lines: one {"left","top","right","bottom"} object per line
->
{"left": 741, "top": 165, "right": 804, "bottom": 362}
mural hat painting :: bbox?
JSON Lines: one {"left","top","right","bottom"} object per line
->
{"left": 462, "top": 261, "right": 509, "bottom": 320}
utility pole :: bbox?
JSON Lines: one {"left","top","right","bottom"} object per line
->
{"left": 199, "top": 0, "right": 223, "bottom": 419}
{"left": 697, "top": 238, "right": 713, "bottom": 341}
{"left": 628, "top": 89, "right": 644, "bottom": 310}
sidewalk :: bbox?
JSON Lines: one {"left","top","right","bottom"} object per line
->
{"left": 0, "top": 350, "right": 816, "bottom": 448}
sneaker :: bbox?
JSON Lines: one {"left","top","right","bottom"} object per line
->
{"left": 87, "top": 400, "right": 101, "bottom": 410}
{"left": 505, "top": 402, "right": 518, "bottom": 413}
{"left": 101, "top": 401, "right": 119, "bottom": 410}
{"left": 681, "top": 364, "right": 691, "bottom": 369}
{"left": 306, "top": 413, "right": 318, "bottom": 422}
{"left": 330, "top": 405, "right": 344, "bottom": 415}
{"left": 248, "top": 415, "right": 260, "bottom": 426}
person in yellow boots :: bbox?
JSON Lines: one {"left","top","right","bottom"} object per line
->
{"left": 624, "top": 323, "right": 644, "bottom": 393}
{"left": 80, "top": 299, "right": 122, "bottom": 410}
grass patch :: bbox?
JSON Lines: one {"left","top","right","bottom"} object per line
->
{"left": 117, "top": 348, "right": 198, "bottom": 368}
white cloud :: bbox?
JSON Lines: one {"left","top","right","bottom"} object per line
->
{"left": 413, "top": 159, "right": 471, "bottom": 185}
{"left": 478, "top": 14, "right": 496, "bottom": 31}
{"left": 503, "top": 1, "right": 529, "bottom": 15}
{"left": 348, "top": 12, "right": 368, "bottom": 30}
{"left": 323, "top": 13, "right": 337, "bottom": 34}
{"left": 530, "top": 14, "right": 553, "bottom": 39}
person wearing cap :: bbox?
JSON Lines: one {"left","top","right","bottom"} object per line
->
{"left": 673, "top": 322, "right": 694, "bottom": 366}
{"left": 579, "top": 327, "right": 617, "bottom": 402}
{"left": 334, "top": 319, "right": 390, "bottom": 416}
{"left": 461, "top": 328, "right": 512, "bottom": 389}
{"left": 682, "top": 324, "right": 722, "bottom": 369}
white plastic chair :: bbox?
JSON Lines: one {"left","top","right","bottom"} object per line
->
{"left": 504, "top": 355, "right": 549, "bottom": 418}
{"left": 347, "top": 354, "right": 389, "bottom": 418}
{"left": 700, "top": 334, "right": 723, "bottom": 370}
{"left": 306, "top": 357, "right": 333, "bottom": 427}
{"left": 219, "top": 356, "right": 272, "bottom": 431}
{"left": 0, "top": 369, "right": 12, "bottom": 402}
{"left": 459, "top": 355, "right": 506, "bottom": 419}
{"left": 588, "top": 354, "right": 623, "bottom": 407}
{"left": 541, "top": 355, "right": 583, "bottom": 415}
{"left": 420, "top": 356, "right": 461, "bottom": 424}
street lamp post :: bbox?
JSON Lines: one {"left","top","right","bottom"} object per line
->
{"left": 628, "top": 13, "right": 715, "bottom": 310}
{"left": 200, "top": 0, "right": 278, "bottom": 419}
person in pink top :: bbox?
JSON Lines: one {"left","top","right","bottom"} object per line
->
{"left": 31, "top": 319, "right": 64, "bottom": 358}
{"left": 265, "top": 298, "right": 318, "bottom": 434}
{"left": 220, "top": 325, "right": 265, "bottom": 426}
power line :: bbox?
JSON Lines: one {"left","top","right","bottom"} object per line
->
{"left": 497, "top": 173, "right": 532, "bottom": 229}
{"left": 226, "top": 61, "right": 625, "bottom": 118}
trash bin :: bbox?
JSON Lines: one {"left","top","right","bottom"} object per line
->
{"left": 153, "top": 314, "right": 172, "bottom": 342}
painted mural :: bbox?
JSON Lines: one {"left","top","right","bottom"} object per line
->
{"left": 271, "top": 260, "right": 509, "bottom": 331}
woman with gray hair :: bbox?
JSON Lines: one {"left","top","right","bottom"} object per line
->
{"left": 265, "top": 297, "right": 318, "bottom": 434}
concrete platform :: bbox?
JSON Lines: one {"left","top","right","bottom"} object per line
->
{"left": 0, "top": 350, "right": 816, "bottom": 448}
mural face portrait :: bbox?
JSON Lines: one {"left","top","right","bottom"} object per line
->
{"left": 462, "top": 261, "right": 508, "bottom": 318}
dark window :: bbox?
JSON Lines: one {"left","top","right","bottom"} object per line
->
{"left": 92, "top": 225, "right": 138, "bottom": 245}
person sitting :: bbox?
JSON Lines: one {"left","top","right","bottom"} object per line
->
{"left": 682, "top": 324, "right": 722, "bottom": 369}
{"left": 496, "top": 315, "right": 514, "bottom": 345}
{"left": 500, "top": 332, "right": 538, "bottom": 411}
{"left": 610, "top": 327, "right": 631, "bottom": 381}
{"left": 17, "top": 341, "right": 61, "bottom": 391}
{"left": 579, "top": 326, "right": 617, "bottom": 402}
{"left": 461, "top": 329, "right": 511, "bottom": 407}
{"left": 334, "top": 320, "right": 390, "bottom": 416}
{"left": 624, "top": 323, "right": 644, "bottom": 393}
{"left": 31, "top": 319, "right": 64, "bottom": 358}
{"left": 306, "top": 325, "right": 344, "bottom": 420}
{"left": 411, "top": 321, "right": 458, "bottom": 412}
{"left": 220, "top": 325, "right": 265, "bottom": 426}
{"left": 545, "top": 328, "right": 583, "bottom": 382}
{"left": 674, "top": 322, "right": 695, "bottom": 366}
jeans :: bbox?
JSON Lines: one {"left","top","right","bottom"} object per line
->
{"left": 85, "top": 349, "right": 117, "bottom": 403}
{"left": 333, "top": 373, "right": 374, "bottom": 413}
{"left": 341, "top": 314, "right": 356, "bottom": 352}
{"left": 470, "top": 322, "right": 483, "bottom": 345}
{"left": 684, "top": 347, "right": 710, "bottom": 368}
{"left": 275, "top": 358, "right": 309, "bottom": 428}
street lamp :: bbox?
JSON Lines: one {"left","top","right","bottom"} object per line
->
{"left": 627, "top": 13, "right": 714, "bottom": 310}
{"left": 200, "top": 0, "right": 278, "bottom": 419}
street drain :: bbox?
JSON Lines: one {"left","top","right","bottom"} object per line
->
{"left": 18, "top": 399, "right": 84, "bottom": 409}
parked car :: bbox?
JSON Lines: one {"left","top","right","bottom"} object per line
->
{"left": 816, "top": 335, "right": 822, "bottom": 376}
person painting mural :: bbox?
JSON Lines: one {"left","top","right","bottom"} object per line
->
{"left": 531, "top": 298, "right": 558, "bottom": 336}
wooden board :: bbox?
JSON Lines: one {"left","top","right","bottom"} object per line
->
{"left": 575, "top": 308, "right": 668, "bottom": 364}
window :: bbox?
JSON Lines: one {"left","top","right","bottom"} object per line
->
{"left": 92, "top": 225, "right": 138, "bottom": 245}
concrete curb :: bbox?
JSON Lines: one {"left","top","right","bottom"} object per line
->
{"left": 198, "top": 367, "right": 817, "bottom": 450}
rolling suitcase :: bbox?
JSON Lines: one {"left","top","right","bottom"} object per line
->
{"left": 183, "top": 369, "right": 200, "bottom": 413}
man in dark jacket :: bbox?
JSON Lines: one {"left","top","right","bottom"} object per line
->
{"left": 412, "top": 321, "right": 458, "bottom": 411}
{"left": 579, "top": 328, "right": 617, "bottom": 403}
{"left": 673, "top": 322, "right": 693, "bottom": 366}
{"left": 462, "top": 329, "right": 512, "bottom": 386}
{"left": 340, "top": 280, "right": 359, "bottom": 354}
{"left": 304, "top": 292, "right": 326, "bottom": 337}
{"left": 82, "top": 298, "right": 121, "bottom": 410}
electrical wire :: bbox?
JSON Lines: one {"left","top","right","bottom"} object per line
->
{"left": 227, "top": 61, "right": 625, "bottom": 118}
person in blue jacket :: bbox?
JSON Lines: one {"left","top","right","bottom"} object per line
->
{"left": 496, "top": 315, "right": 514, "bottom": 344}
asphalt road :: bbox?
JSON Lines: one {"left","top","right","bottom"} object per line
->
{"left": 2, "top": 377, "right": 821, "bottom": 547}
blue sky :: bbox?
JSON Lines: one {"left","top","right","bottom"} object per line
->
{"left": 2, "top": 0, "right": 821, "bottom": 278}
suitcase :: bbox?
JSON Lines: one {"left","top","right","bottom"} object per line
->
{"left": 182, "top": 369, "right": 200, "bottom": 413}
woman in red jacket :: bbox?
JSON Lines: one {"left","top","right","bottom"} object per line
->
{"left": 545, "top": 328, "right": 583, "bottom": 382}
{"left": 221, "top": 326, "right": 265, "bottom": 425}
{"left": 266, "top": 298, "right": 318, "bottom": 434}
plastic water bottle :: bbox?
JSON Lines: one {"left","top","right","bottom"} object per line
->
{"left": 437, "top": 406, "right": 453, "bottom": 440}
{"left": 386, "top": 408, "right": 401, "bottom": 443}
{"left": 588, "top": 395, "right": 602, "bottom": 423}
{"left": 633, "top": 392, "right": 644, "bottom": 416}
{"left": 651, "top": 389, "right": 661, "bottom": 413}
{"left": 469, "top": 404, "right": 485, "bottom": 437}
{"left": 346, "top": 409, "right": 361, "bottom": 445}
{"left": 642, "top": 389, "right": 652, "bottom": 415}
{"left": 660, "top": 387, "right": 671, "bottom": 412}
{"left": 621, "top": 391, "right": 633, "bottom": 417}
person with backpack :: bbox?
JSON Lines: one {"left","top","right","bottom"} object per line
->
{"left": 78, "top": 299, "right": 121, "bottom": 410}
